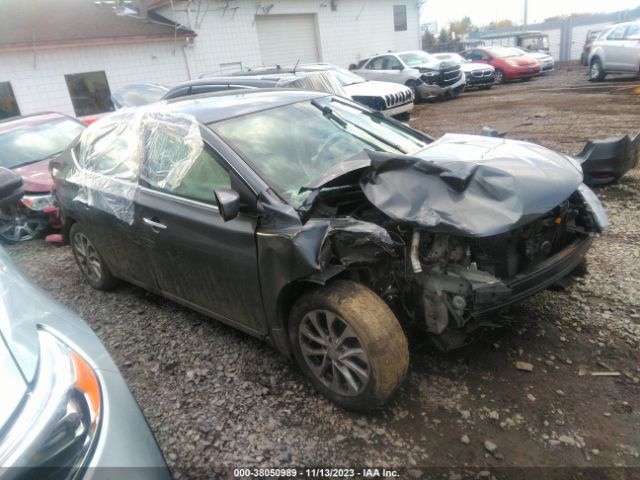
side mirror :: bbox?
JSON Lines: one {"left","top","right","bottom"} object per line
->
{"left": 481, "top": 56, "right": 490, "bottom": 61}
{"left": 214, "top": 188, "right": 240, "bottom": 222}
{"left": 392, "top": 65, "right": 404, "bottom": 71}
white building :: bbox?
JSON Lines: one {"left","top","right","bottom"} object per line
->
{"left": 0, "top": 0, "right": 421, "bottom": 119}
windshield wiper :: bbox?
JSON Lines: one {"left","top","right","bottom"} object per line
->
{"left": 311, "top": 100, "right": 408, "bottom": 154}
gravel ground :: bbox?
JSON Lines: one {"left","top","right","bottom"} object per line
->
{"left": 6, "top": 64, "right": 640, "bottom": 479}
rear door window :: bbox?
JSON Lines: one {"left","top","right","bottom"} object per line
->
{"left": 366, "top": 57, "right": 386, "bottom": 70}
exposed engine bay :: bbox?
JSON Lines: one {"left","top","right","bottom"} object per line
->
{"left": 303, "top": 169, "right": 602, "bottom": 350}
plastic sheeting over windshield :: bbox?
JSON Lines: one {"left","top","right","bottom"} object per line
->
{"left": 67, "top": 106, "right": 203, "bottom": 224}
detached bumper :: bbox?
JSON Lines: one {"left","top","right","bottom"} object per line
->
{"left": 577, "top": 133, "right": 640, "bottom": 185}
{"left": 417, "top": 75, "right": 466, "bottom": 98}
{"left": 473, "top": 235, "right": 593, "bottom": 316}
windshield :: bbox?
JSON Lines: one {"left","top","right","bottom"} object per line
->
{"left": 211, "top": 98, "right": 428, "bottom": 208}
{"left": 326, "top": 67, "right": 366, "bottom": 86}
{"left": 0, "top": 117, "right": 85, "bottom": 169}
{"left": 399, "top": 51, "right": 436, "bottom": 66}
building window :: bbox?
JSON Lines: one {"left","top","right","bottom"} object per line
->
{"left": 0, "top": 82, "right": 20, "bottom": 119}
{"left": 64, "top": 71, "right": 114, "bottom": 117}
{"left": 393, "top": 5, "right": 407, "bottom": 32}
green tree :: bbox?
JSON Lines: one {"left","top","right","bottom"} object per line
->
{"left": 438, "top": 28, "right": 449, "bottom": 43}
{"left": 422, "top": 30, "right": 436, "bottom": 50}
{"left": 449, "top": 16, "right": 474, "bottom": 38}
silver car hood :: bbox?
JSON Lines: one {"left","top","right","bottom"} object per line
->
{"left": 530, "top": 52, "right": 553, "bottom": 61}
{"left": 344, "top": 80, "right": 412, "bottom": 97}
{"left": 460, "top": 62, "right": 495, "bottom": 72}
{"left": 0, "top": 248, "right": 98, "bottom": 384}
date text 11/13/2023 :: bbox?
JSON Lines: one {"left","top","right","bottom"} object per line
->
{"left": 233, "top": 468, "right": 400, "bottom": 478}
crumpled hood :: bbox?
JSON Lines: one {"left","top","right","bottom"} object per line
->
{"left": 415, "top": 59, "right": 458, "bottom": 71}
{"left": 360, "top": 134, "right": 584, "bottom": 237}
{"left": 344, "top": 80, "right": 412, "bottom": 97}
{"left": 13, "top": 159, "right": 53, "bottom": 193}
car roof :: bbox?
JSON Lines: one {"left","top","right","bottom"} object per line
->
{"left": 164, "top": 88, "right": 329, "bottom": 124}
{"left": 0, "top": 112, "right": 81, "bottom": 133}
{"left": 169, "top": 75, "right": 297, "bottom": 90}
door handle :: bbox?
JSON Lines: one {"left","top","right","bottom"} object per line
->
{"left": 143, "top": 217, "right": 167, "bottom": 232}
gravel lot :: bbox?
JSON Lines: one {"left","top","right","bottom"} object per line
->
{"left": 6, "top": 64, "right": 640, "bottom": 479}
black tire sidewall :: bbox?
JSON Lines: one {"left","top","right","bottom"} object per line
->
{"left": 70, "top": 223, "right": 117, "bottom": 290}
{"left": 590, "top": 59, "right": 605, "bottom": 82}
{"left": 288, "top": 281, "right": 409, "bottom": 411}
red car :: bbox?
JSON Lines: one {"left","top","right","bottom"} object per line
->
{"left": 461, "top": 47, "right": 540, "bottom": 83}
{"left": 0, "top": 113, "right": 85, "bottom": 242}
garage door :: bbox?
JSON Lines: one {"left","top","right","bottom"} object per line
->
{"left": 255, "top": 14, "right": 319, "bottom": 67}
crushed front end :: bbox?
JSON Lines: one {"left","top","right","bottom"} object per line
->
{"left": 298, "top": 134, "right": 608, "bottom": 350}
{"left": 398, "top": 185, "right": 604, "bottom": 349}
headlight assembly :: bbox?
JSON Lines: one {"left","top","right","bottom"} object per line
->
{"left": 20, "top": 194, "right": 55, "bottom": 211}
{"left": 0, "top": 329, "right": 101, "bottom": 478}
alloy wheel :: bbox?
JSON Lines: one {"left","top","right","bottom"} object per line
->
{"left": 73, "top": 232, "right": 103, "bottom": 284}
{"left": 494, "top": 70, "right": 504, "bottom": 84}
{"left": 0, "top": 213, "right": 42, "bottom": 242}
{"left": 298, "top": 309, "right": 371, "bottom": 396}
{"left": 590, "top": 62, "right": 601, "bottom": 80}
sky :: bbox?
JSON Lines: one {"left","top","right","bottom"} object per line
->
{"left": 421, "top": 0, "right": 640, "bottom": 29}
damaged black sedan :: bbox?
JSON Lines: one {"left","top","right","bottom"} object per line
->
{"left": 52, "top": 90, "right": 607, "bottom": 410}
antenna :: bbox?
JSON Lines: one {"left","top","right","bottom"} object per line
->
{"left": 293, "top": 59, "right": 300, "bottom": 74}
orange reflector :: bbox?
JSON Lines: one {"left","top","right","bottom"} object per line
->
{"left": 71, "top": 351, "right": 101, "bottom": 420}
{"left": 555, "top": 217, "right": 562, "bottom": 224}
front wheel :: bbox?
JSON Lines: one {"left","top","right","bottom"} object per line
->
{"left": 494, "top": 69, "right": 505, "bottom": 84}
{"left": 289, "top": 280, "right": 409, "bottom": 411}
{"left": 590, "top": 58, "right": 606, "bottom": 82}
{"left": 406, "top": 82, "right": 421, "bottom": 103}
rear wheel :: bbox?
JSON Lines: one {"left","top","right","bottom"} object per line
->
{"left": 70, "top": 223, "right": 118, "bottom": 290}
{"left": 494, "top": 69, "right": 505, "bottom": 84}
{"left": 289, "top": 280, "right": 409, "bottom": 411}
{"left": 590, "top": 58, "right": 606, "bottom": 82}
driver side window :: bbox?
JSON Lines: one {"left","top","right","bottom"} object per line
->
{"left": 142, "top": 127, "right": 230, "bottom": 205}
{"left": 607, "top": 26, "right": 626, "bottom": 40}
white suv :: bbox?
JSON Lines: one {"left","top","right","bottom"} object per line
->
{"left": 588, "top": 20, "right": 640, "bottom": 81}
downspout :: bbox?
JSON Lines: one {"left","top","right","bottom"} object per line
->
{"left": 182, "top": 42, "right": 194, "bottom": 80}
{"left": 416, "top": 0, "right": 422, "bottom": 49}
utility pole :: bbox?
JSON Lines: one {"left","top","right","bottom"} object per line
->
{"left": 523, "top": 0, "right": 528, "bottom": 31}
